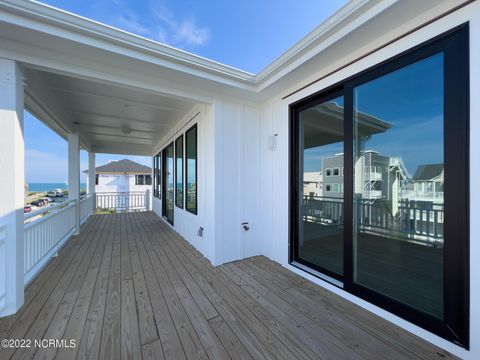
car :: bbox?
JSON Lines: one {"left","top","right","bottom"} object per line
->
{"left": 24, "top": 205, "right": 32, "bottom": 213}
{"left": 41, "top": 198, "right": 50, "bottom": 204}
{"left": 47, "top": 189, "right": 64, "bottom": 197}
{"left": 30, "top": 199, "right": 45, "bottom": 207}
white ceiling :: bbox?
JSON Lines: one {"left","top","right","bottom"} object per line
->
{"left": 23, "top": 67, "right": 197, "bottom": 156}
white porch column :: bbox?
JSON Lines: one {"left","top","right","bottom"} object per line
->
{"left": 68, "top": 133, "right": 80, "bottom": 235}
{"left": 88, "top": 151, "right": 96, "bottom": 213}
{"left": 0, "top": 59, "right": 24, "bottom": 316}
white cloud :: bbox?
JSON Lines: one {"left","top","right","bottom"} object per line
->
{"left": 174, "top": 19, "right": 209, "bottom": 46}
{"left": 107, "top": 0, "right": 209, "bottom": 48}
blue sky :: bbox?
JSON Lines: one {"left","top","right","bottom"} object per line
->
{"left": 26, "top": 0, "right": 347, "bottom": 183}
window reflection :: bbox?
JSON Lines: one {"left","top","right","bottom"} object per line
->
{"left": 186, "top": 125, "right": 197, "bottom": 214}
{"left": 353, "top": 53, "right": 444, "bottom": 318}
{"left": 299, "top": 96, "right": 344, "bottom": 276}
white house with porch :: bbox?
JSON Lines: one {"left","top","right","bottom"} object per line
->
{"left": 84, "top": 159, "right": 152, "bottom": 194}
{"left": 0, "top": 0, "right": 479, "bottom": 359}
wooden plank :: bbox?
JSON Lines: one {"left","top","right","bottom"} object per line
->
{"left": 128, "top": 217, "right": 185, "bottom": 360}
{"left": 142, "top": 339, "right": 165, "bottom": 360}
{"left": 121, "top": 279, "right": 142, "bottom": 360}
{"left": 31, "top": 290, "right": 79, "bottom": 360}
{"left": 99, "top": 241, "right": 121, "bottom": 360}
{"left": 248, "top": 257, "right": 304, "bottom": 290}
{"left": 120, "top": 213, "right": 133, "bottom": 280}
{"left": 55, "top": 266, "right": 101, "bottom": 360}
{"left": 132, "top": 215, "right": 208, "bottom": 360}
{"left": 208, "top": 316, "right": 253, "bottom": 360}
{"left": 127, "top": 214, "right": 159, "bottom": 346}
{"left": 75, "top": 215, "right": 115, "bottom": 360}
{"left": 67, "top": 215, "right": 110, "bottom": 293}
{"left": 154, "top": 235, "right": 219, "bottom": 321}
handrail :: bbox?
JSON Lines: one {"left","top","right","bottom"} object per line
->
{"left": 24, "top": 199, "right": 76, "bottom": 221}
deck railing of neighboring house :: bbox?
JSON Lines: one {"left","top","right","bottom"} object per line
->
{"left": 302, "top": 195, "right": 444, "bottom": 246}
{"left": 0, "top": 224, "right": 6, "bottom": 311}
{"left": 95, "top": 191, "right": 150, "bottom": 212}
{"left": 23, "top": 199, "right": 77, "bottom": 285}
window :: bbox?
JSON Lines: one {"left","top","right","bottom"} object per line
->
{"left": 185, "top": 124, "right": 197, "bottom": 214}
{"left": 163, "top": 143, "right": 175, "bottom": 224}
{"left": 175, "top": 135, "right": 184, "bottom": 208}
{"left": 290, "top": 26, "right": 468, "bottom": 347}
{"left": 333, "top": 168, "right": 340, "bottom": 176}
{"left": 153, "top": 153, "right": 161, "bottom": 198}
{"left": 135, "top": 174, "right": 151, "bottom": 185}
{"left": 95, "top": 174, "right": 99, "bottom": 185}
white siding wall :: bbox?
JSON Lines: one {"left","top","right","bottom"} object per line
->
{"left": 152, "top": 101, "right": 261, "bottom": 266}
{"left": 152, "top": 106, "right": 214, "bottom": 263}
{"left": 91, "top": 174, "right": 150, "bottom": 193}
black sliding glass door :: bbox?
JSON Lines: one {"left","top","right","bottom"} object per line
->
{"left": 290, "top": 25, "right": 469, "bottom": 347}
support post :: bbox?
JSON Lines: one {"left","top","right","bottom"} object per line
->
{"left": 88, "top": 151, "right": 96, "bottom": 213}
{"left": 0, "top": 59, "right": 25, "bottom": 316}
{"left": 146, "top": 189, "right": 151, "bottom": 211}
{"left": 68, "top": 133, "right": 80, "bottom": 235}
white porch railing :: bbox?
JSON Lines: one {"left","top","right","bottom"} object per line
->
{"left": 80, "top": 193, "right": 94, "bottom": 223}
{"left": 21, "top": 191, "right": 148, "bottom": 287}
{"left": 0, "top": 224, "right": 6, "bottom": 311}
{"left": 23, "top": 199, "right": 78, "bottom": 285}
{"left": 95, "top": 191, "right": 149, "bottom": 212}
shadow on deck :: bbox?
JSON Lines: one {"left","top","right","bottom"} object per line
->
{"left": 0, "top": 212, "right": 455, "bottom": 359}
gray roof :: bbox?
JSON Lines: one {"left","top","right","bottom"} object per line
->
{"left": 412, "top": 164, "right": 443, "bottom": 181}
{"left": 83, "top": 159, "right": 151, "bottom": 174}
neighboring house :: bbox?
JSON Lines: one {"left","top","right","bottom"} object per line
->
{"left": 84, "top": 159, "right": 152, "bottom": 193}
{"left": 321, "top": 151, "right": 408, "bottom": 202}
{"left": 403, "top": 163, "right": 444, "bottom": 203}
{"left": 303, "top": 171, "right": 322, "bottom": 197}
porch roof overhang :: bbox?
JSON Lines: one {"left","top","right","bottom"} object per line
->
{"left": 0, "top": 0, "right": 464, "bottom": 155}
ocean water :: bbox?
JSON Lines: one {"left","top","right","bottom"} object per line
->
{"left": 27, "top": 183, "right": 87, "bottom": 192}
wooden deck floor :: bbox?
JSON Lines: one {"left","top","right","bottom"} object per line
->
{"left": 0, "top": 212, "right": 456, "bottom": 360}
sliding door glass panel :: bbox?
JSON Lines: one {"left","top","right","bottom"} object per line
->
{"left": 353, "top": 53, "right": 444, "bottom": 318}
{"left": 164, "top": 143, "right": 174, "bottom": 224}
{"left": 186, "top": 125, "right": 197, "bottom": 214}
{"left": 175, "top": 135, "right": 184, "bottom": 208}
{"left": 298, "top": 96, "right": 344, "bottom": 276}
